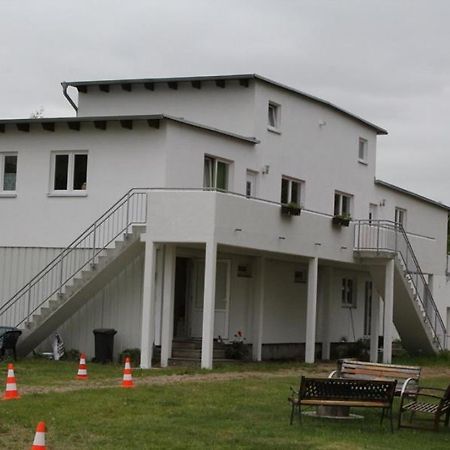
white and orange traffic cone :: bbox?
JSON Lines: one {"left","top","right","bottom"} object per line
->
{"left": 31, "top": 421, "right": 46, "bottom": 450}
{"left": 121, "top": 357, "right": 134, "bottom": 388}
{"left": 76, "top": 353, "right": 88, "bottom": 380}
{"left": 3, "top": 363, "right": 20, "bottom": 400}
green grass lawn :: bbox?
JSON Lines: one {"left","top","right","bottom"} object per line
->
{"left": 0, "top": 358, "right": 449, "bottom": 449}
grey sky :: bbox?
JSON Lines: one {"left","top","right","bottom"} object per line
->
{"left": 1, "top": 0, "right": 449, "bottom": 204}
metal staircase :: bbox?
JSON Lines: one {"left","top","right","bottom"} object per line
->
{"left": 354, "top": 220, "right": 447, "bottom": 354}
{"left": 0, "top": 189, "right": 149, "bottom": 356}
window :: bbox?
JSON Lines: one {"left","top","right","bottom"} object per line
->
{"left": 246, "top": 170, "right": 257, "bottom": 197}
{"left": 268, "top": 101, "right": 280, "bottom": 130}
{"left": 203, "top": 156, "right": 229, "bottom": 190}
{"left": 281, "top": 177, "right": 303, "bottom": 206}
{"left": 51, "top": 152, "right": 88, "bottom": 192}
{"left": 0, "top": 153, "right": 17, "bottom": 192}
{"left": 364, "top": 281, "right": 372, "bottom": 335}
{"left": 358, "top": 138, "right": 368, "bottom": 163}
{"left": 342, "top": 278, "right": 356, "bottom": 308}
{"left": 395, "top": 207, "right": 406, "bottom": 228}
{"left": 334, "top": 191, "right": 352, "bottom": 216}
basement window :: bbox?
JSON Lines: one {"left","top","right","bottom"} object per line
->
{"left": 0, "top": 153, "right": 17, "bottom": 193}
{"left": 51, "top": 151, "right": 88, "bottom": 194}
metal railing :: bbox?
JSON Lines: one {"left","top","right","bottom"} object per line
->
{"left": 354, "top": 219, "right": 447, "bottom": 350}
{"left": 0, "top": 189, "right": 148, "bottom": 328}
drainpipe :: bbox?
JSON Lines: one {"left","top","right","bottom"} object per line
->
{"left": 61, "top": 82, "right": 78, "bottom": 113}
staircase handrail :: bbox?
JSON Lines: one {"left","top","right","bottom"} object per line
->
{"left": 0, "top": 188, "right": 150, "bottom": 322}
{"left": 354, "top": 219, "right": 446, "bottom": 350}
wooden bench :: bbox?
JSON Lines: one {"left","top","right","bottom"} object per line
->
{"left": 329, "top": 359, "right": 421, "bottom": 397}
{"left": 289, "top": 377, "right": 396, "bottom": 431}
{"left": 398, "top": 383, "right": 450, "bottom": 431}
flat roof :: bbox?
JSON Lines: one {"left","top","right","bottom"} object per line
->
{"left": 375, "top": 179, "right": 450, "bottom": 211}
{"left": 63, "top": 74, "right": 388, "bottom": 135}
{"left": 0, "top": 114, "right": 259, "bottom": 144}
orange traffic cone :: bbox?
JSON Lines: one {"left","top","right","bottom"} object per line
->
{"left": 76, "top": 353, "right": 88, "bottom": 380}
{"left": 121, "top": 357, "right": 134, "bottom": 388}
{"left": 31, "top": 421, "right": 46, "bottom": 449}
{"left": 3, "top": 363, "right": 20, "bottom": 400}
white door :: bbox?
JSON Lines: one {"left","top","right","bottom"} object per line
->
{"left": 190, "top": 259, "right": 231, "bottom": 339}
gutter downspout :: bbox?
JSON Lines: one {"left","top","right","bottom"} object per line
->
{"left": 61, "top": 82, "right": 78, "bottom": 114}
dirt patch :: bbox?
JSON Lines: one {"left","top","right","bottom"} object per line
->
{"left": 20, "top": 364, "right": 334, "bottom": 395}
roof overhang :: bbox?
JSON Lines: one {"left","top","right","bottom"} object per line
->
{"left": 0, "top": 114, "right": 259, "bottom": 144}
{"left": 375, "top": 179, "right": 450, "bottom": 211}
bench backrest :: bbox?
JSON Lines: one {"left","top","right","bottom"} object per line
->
{"left": 299, "top": 376, "right": 396, "bottom": 405}
{"left": 338, "top": 359, "right": 420, "bottom": 392}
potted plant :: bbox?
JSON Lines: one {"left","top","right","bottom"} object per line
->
{"left": 332, "top": 213, "right": 351, "bottom": 226}
{"left": 281, "top": 202, "right": 301, "bottom": 216}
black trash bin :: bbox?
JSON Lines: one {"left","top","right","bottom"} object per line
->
{"left": 93, "top": 328, "right": 117, "bottom": 363}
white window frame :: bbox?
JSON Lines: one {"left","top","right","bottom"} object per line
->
{"left": 49, "top": 151, "right": 88, "bottom": 196}
{"left": 267, "top": 101, "right": 281, "bottom": 133}
{"left": 341, "top": 278, "right": 356, "bottom": 308}
{"left": 0, "top": 152, "right": 18, "bottom": 196}
{"left": 358, "top": 137, "right": 368, "bottom": 164}
{"left": 281, "top": 176, "right": 304, "bottom": 206}
{"left": 203, "top": 155, "right": 231, "bottom": 191}
{"left": 334, "top": 191, "right": 352, "bottom": 217}
{"left": 395, "top": 207, "right": 407, "bottom": 228}
{"left": 246, "top": 170, "right": 258, "bottom": 197}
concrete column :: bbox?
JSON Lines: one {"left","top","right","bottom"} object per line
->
{"left": 201, "top": 240, "right": 217, "bottom": 369}
{"left": 140, "top": 239, "right": 157, "bottom": 369}
{"left": 370, "top": 293, "right": 381, "bottom": 363}
{"left": 383, "top": 259, "right": 395, "bottom": 363}
{"left": 252, "top": 256, "right": 265, "bottom": 361}
{"left": 321, "top": 267, "right": 333, "bottom": 360}
{"left": 160, "top": 244, "right": 177, "bottom": 367}
{"left": 305, "top": 257, "right": 319, "bottom": 363}
{"left": 153, "top": 247, "right": 164, "bottom": 347}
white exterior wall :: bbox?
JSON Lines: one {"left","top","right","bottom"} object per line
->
{"left": 0, "top": 247, "right": 63, "bottom": 303}
{"left": 254, "top": 82, "right": 379, "bottom": 213}
{"left": 0, "top": 122, "right": 167, "bottom": 247}
{"left": 76, "top": 80, "right": 256, "bottom": 137}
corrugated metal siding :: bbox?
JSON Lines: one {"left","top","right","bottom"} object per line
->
{"left": 0, "top": 247, "right": 64, "bottom": 306}
{"left": 39, "top": 252, "right": 144, "bottom": 359}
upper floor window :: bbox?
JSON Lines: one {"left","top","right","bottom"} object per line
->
{"left": 281, "top": 177, "right": 303, "bottom": 206}
{"left": 395, "top": 207, "right": 407, "bottom": 228}
{"left": 203, "top": 156, "right": 229, "bottom": 191}
{"left": 0, "top": 153, "right": 17, "bottom": 192}
{"left": 358, "top": 138, "right": 368, "bottom": 164}
{"left": 51, "top": 151, "right": 88, "bottom": 192}
{"left": 334, "top": 191, "right": 352, "bottom": 217}
{"left": 342, "top": 278, "right": 356, "bottom": 308}
{"left": 268, "top": 101, "right": 281, "bottom": 131}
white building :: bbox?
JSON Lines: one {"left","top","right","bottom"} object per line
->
{"left": 0, "top": 74, "right": 448, "bottom": 369}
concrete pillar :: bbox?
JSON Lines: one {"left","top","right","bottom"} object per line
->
{"left": 160, "top": 244, "right": 177, "bottom": 367}
{"left": 140, "top": 238, "right": 157, "bottom": 369}
{"left": 201, "top": 240, "right": 217, "bottom": 369}
{"left": 252, "top": 256, "right": 265, "bottom": 361}
{"left": 383, "top": 259, "right": 394, "bottom": 363}
{"left": 370, "top": 293, "right": 381, "bottom": 363}
{"left": 321, "top": 267, "right": 333, "bottom": 360}
{"left": 305, "top": 257, "right": 319, "bottom": 363}
{"left": 153, "top": 247, "right": 164, "bottom": 347}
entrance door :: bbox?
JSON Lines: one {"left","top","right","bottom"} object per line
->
{"left": 190, "top": 259, "right": 231, "bottom": 339}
